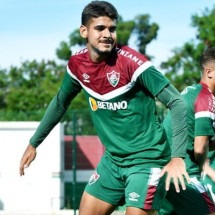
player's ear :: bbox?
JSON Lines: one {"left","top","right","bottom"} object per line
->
{"left": 80, "top": 25, "right": 88, "bottom": 38}
{"left": 205, "top": 67, "right": 213, "bottom": 79}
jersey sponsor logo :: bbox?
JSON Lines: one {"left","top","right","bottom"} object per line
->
{"left": 89, "top": 171, "right": 100, "bottom": 185}
{"left": 117, "top": 48, "right": 144, "bottom": 66}
{"left": 89, "top": 97, "right": 127, "bottom": 111}
{"left": 128, "top": 192, "right": 140, "bottom": 202}
{"left": 107, "top": 70, "right": 120, "bottom": 87}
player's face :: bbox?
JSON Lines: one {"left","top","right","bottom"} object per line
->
{"left": 80, "top": 16, "right": 117, "bottom": 62}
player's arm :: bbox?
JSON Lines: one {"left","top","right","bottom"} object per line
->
{"left": 202, "top": 159, "right": 215, "bottom": 182}
{"left": 194, "top": 136, "right": 209, "bottom": 171}
{"left": 30, "top": 72, "right": 81, "bottom": 148}
{"left": 157, "top": 84, "right": 190, "bottom": 192}
{"left": 157, "top": 84, "right": 188, "bottom": 158}
{"left": 19, "top": 72, "right": 81, "bottom": 176}
{"left": 209, "top": 136, "right": 215, "bottom": 151}
{"left": 201, "top": 137, "right": 215, "bottom": 181}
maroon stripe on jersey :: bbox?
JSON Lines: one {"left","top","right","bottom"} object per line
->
{"left": 201, "top": 192, "right": 215, "bottom": 213}
{"left": 143, "top": 185, "right": 156, "bottom": 209}
{"left": 195, "top": 82, "right": 214, "bottom": 113}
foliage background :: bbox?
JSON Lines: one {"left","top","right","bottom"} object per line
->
{"left": 1, "top": 5, "right": 215, "bottom": 123}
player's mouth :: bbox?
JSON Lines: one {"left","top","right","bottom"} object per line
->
{"left": 100, "top": 38, "right": 114, "bottom": 45}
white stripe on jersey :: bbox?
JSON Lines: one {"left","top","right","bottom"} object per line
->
{"left": 131, "top": 61, "right": 152, "bottom": 82}
{"left": 67, "top": 61, "right": 153, "bottom": 101}
{"left": 195, "top": 111, "right": 215, "bottom": 120}
{"left": 67, "top": 66, "right": 134, "bottom": 101}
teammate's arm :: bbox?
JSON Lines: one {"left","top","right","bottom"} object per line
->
{"left": 209, "top": 136, "right": 215, "bottom": 151}
{"left": 194, "top": 136, "right": 209, "bottom": 171}
{"left": 202, "top": 159, "right": 215, "bottom": 182}
{"left": 197, "top": 136, "right": 215, "bottom": 181}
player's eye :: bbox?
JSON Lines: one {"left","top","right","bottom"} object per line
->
{"left": 95, "top": 25, "right": 105, "bottom": 31}
{"left": 109, "top": 27, "right": 116, "bottom": 33}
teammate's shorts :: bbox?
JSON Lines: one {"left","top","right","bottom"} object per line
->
{"left": 159, "top": 176, "right": 215, "bottom": 215}
{"left": 204, "top": 176, "right": 215, "bottom": 204}
{"left": 85, "top": 154, "right": 166, "bottom": 210}
{"left": 203, "top": 155, "right": 215, "bottom": 203}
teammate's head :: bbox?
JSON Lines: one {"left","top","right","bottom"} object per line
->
{"left": 81, "top": 1, "right": 118, "bottom": 26}
{"left": 200, "top": 47, "right": 215, "bottom": 85}
{"left": 200, "top": 47, "right": 215, "bottom": 71}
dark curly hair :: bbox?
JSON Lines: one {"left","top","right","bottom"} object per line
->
{"left": 200, "top": 47, "right": 215, "bottom": 69}
{"left": 81, "top": 1, "right": 118, "bottom": 26}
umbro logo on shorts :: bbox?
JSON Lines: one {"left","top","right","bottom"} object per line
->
{"left": 128, "top": 192, "right": 140, "bottom": 201}
{"left": 89, "top": 171, "right": 100, "bottom": 185}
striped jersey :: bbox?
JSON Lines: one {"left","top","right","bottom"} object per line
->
{"left": 164, "top": 82, "right": 215, "bottom": 175}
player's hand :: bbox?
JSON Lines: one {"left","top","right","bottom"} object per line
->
{"left": 160, "top": 157, "right": 190, "bottom": 193}
{"left": 19, "top": 144, "right": 37, "bottom": 176}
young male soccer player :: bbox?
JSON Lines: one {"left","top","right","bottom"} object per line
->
{"left": 19, "top": 1, "right": 190, "bottom": 215}
{"left": 159, "top": 47, "right": 215, "bottom": 215}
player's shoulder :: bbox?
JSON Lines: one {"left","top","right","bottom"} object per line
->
{"left": 194, "top": 82, "right": 214, "bottom": 112}
{"left": 69, "top": 48, "right": 88, "bottom": 62}
{"left": 67, "top": 47, "right": 88, "bottom": 70}
{"left": 115, "top": 44, "right": 149, "bottom": 64}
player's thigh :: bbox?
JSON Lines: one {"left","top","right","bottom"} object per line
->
{"left": 85, "top": 155, "right": 125, "bottom": 206}
{"left": 167, "top": 177, "right": 215, "bottom": 215}
{"left": 125, "top": 167, "right": 166, "bottom": 211}
{"left": 126, "top": 206, "right": 157, "bottom": 215}
{"left": 79, "top": 191, "right": 115, "bottom": 215}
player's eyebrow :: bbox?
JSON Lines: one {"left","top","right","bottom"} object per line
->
{"left": 94, "top": 25, "right": 116, "bottom": 31}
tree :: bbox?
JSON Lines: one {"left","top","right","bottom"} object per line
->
{"left": 134, "top": 14, "right": 159, "bottom": 55}
{"left": 117, "top": 16, "right": 135, "bottom": 45}
{"left": 1, "top": 14, "right": 159, "bottom": 121}
{"left": 0, "top": 60, "right": 64, "bottom": 120}
{"left": 56, "top": 14, "right": 158, "bottom": 60}
{"left": 161, "top": 5, "right": 215, "bottom": 91}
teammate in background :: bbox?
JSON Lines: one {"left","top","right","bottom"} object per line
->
{"left": 19, "top": 1, "right": 190, "bottom": 215}
{"left": 159, "top": 47, "right": 215, "bottom": 215}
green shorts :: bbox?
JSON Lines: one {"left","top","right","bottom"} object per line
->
{"left": 159, "top": 176, "right": 215, "bottom": 215}
{"left": 85, "top": 154, "right": 166, "bottom": 210}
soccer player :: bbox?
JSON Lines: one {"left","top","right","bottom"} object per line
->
{"left": 159, "top": 47, "right": 215, "bottom": 215}
{"left": 19, "top": 1, "right": 190, "bottom": 215}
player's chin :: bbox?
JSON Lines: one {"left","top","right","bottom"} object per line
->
{"left": 99, "top": 46, "right": 113, "bottom": 54}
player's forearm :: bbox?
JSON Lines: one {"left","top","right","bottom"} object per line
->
{"left": 30, "top": 72, "right": 81, "bottom": 148}
{"left": 194, "top": 136, "right": 209, "bottom": 171}
{"left": 157, "top": 84, "right": 188, "bottom": 158}
{"left": 30, "top": 94, "right": 68, "bottom": 148}
{"left": 209, "top": 136, "right": 215, "bottom": 151}
{"left": 203, "top": 161, "right": 215, "bottom": 181}
{"left": 195, "top": 152, "right": 207, "bottom": 172}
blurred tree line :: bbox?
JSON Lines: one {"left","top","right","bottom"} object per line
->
{"left": 0, "top": 5, "right": 215, "bottom": 122}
